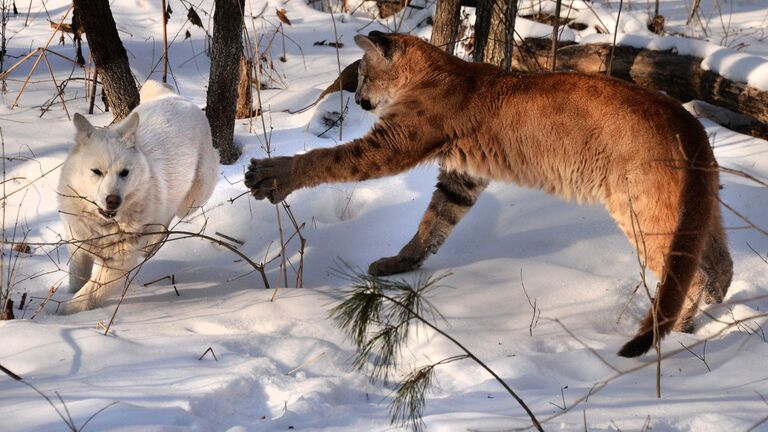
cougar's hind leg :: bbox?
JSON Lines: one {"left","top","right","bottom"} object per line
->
{"left": 701, "top": 207, "right": 733, "bottom": 305}
{"left": 368, "top": 168, "right": 489, "bottom": 276}
{"left": 608, "top": 173, "right": 704, "bottom": 355}
{"left": 669, "top": 206, "right": 732, "bottom": 333}
{"left": 677, "top": 269, "right": 707, "bottom": 334}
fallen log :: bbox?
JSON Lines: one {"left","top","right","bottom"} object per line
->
{"left": 311, "top": 39, "right": 767, "bottom": 139}
{"left": 514, "top": 38, "right": 768, "bottom": 139}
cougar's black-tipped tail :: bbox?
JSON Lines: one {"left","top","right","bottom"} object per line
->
{"left": 617, "top": 331, "right": 656, "bottom": 358}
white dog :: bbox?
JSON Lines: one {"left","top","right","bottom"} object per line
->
{"left": 58, "top": 81, "right": 219, "bottom": 314}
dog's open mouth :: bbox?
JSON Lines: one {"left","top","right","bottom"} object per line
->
{"left": 98, "top": 208, "right": 117, "bottom": 219}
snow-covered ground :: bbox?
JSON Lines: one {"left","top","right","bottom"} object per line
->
{"left": 1, "top": 0, "right": 767, "bottom": 431}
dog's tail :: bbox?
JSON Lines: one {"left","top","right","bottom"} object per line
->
{"left": 139, "top": 80, "right": 175, "bottom": 103}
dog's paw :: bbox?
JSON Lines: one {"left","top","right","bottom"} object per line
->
{"left": 245, "top": 157, "right": 296, "bottom": 204}
{"left": 58, "top": 297, "right": 91, "bottom": 315}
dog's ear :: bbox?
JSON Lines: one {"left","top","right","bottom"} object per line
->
{"left": 72, "top": 113, "right": 96, "bottom": 148}
{"left": 116, "top": 112, "right": 140, "bottom": 147}
{"left": 73, "top": 113, "right": 94, "bottom": 135}
{"left": 354, "top": 32, "right": 396, "bottom": 62}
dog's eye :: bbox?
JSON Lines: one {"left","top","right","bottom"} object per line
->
{"left": 119, "top": 169, "right": 130, "bottom": 178}
{"left": 91, "top": 169, "right": 103, "bottom": 177}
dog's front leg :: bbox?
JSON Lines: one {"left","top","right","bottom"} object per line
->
{"left": 60, "top": 249, "right": 138, "bottom": 315}
{"left": 67, "top": 245, "right": 94, "bottom": 293}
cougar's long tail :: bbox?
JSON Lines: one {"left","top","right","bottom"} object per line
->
{"left": 618, "top": 137, "right": 715, "bottom": 358}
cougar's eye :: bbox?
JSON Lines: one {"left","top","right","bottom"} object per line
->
{"left": 91, "top": 168, "right": 103, "bottom": 177}
{"left": 119, "top": 169, "right": 130, "bottom": 178}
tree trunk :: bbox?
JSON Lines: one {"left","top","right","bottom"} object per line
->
{"left": 206, "top": 0, "right": 245, "bottom": 165}
{"left": 431, "top": 0, "right": 462, "bottom": 54}
{"left": 73, "top": 0, "right": 139, "bottom": 121}
{"left": 235, "top": 54, "right": 253, "bottom": 119}
{"left": 514, "top": 39, "right": 768, "bottom": 138}
{"left": 483, "top": 1, "right": 507, "bottom": 66}
{"left": 473, "top": 0, "right": 517, "bottom": 68}
{"left": 473, "top": 0, "right": 493, "bottom": 63}
{"left": 1, "top": 299, "right": 14, "bottom": 321}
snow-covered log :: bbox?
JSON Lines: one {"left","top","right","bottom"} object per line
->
{"left": 514, "top": 38, "right": 768, "bottom": 138}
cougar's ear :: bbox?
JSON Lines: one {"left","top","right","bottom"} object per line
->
{"left": 354, "top": 31, "right": 396, "bottom": 61}
{"left": 116, "top": 112, "right": 140, "bottom": 147}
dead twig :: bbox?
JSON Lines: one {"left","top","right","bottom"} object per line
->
{"left": 198, "top": 346, "right": 218, "bottom": 361}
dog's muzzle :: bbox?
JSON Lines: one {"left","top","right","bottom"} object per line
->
{"left": 98, "top": 208, "right": 117, "bottom": 219}
{"left": 99, "top": 194, "right": 121, "bottom": 218}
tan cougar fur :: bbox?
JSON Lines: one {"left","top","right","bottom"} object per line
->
{"left": 245, "top": 32, "right": 733, "bottom": 357}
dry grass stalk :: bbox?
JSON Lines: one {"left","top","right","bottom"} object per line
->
{"left": 162, "top": 0, "right": 169, "bottom": 83}
{"left": 0, "top": 363, "right": 118, "bottom": 430}
{"left": 2, "top": 4, "right": 76, "bottom": 117}
{"left": 626, "top": 181, "right": 662, "bottom": 398}
{"left": 327, "top": 0, "right": 344, "bottom": 141}
{"left": 244, "top": 4, "right": 306, "bottom": 297}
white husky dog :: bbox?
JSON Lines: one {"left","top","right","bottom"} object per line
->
{"left": 58, "top": 81, "right": 219, "bottom": 314}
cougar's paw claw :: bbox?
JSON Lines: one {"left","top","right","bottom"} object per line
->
{"left": 245, "top": 157, "right": 295, "bottom": 204}
{"left": 368, "top": 255, "right": 423, "bottom": 276}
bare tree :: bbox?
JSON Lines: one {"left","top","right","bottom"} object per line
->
{"left": 474, "top": 0, "right": 517, "bottom": 68}
{"left": 431, "top": 0, "right": 518, "bottom": 68}
{"left": 206, "top": 0, "right": 245, "bottom": 165}
{"left": 73, "top": 0, "right": 139, "bottom": 120}
{"left": 430, "top": 0, "right": 462, "bottom": 54}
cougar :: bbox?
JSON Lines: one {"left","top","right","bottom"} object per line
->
{"left": 245, "top": 32, "right": 733, "bottom": 357}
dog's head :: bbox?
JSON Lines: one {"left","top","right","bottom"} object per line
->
{"left": 65, "top": 112, "right": 150, "bottom": 221}
{"left": 353, "top": 32, "right": 422, "bottom": 114}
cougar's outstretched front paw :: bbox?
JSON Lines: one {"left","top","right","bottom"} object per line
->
{"left": 368, "top": 254, "right": 425, "bottom": 276}
{"left": 245, "top": 157, "right": 296, "bottom": 204}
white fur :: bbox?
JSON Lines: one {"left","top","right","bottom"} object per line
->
{"left": 139, "top": 80, "right": 175, "bottom": 103}
{"left": 58, "top": 81, "right": 219, "bottom": 314}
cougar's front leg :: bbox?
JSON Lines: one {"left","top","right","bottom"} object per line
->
{"left": 369, "top": 168, "right": 489, "bottom": 276}
{"left": 245, "top": 116, "right": 444, "bottom": 203}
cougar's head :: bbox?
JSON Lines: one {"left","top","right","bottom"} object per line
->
{"left": 353, "top": 31, "right": 408, "bottom": 114}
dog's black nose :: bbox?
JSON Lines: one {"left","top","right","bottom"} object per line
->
{"left": 359, "top": 98, "right": 373, "bottom": 111}
{"left": 106, "top": 194, "right": 122, "bottom": 211}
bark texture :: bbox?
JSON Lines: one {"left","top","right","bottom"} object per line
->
{"left": 1, "top": 299, "right": 14, "bottom": 320}
{"left": 430, "top": 0, "right": 462, "bottom": 54}
{"left": 73, "top": 0, "right": 139, "bottom": 121}
{"left": 206, "top": 0, "right": 245, "bottom": 164}
{"left": 235, "top": 55, "right": 253, "bottom": 119}
{"left": 473, "top": 0, "right": 517, "bottom": 69}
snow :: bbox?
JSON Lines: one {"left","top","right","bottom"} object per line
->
{"left": 578, "top": 33, "right": 768, "bottom": 90}
{"left": 514, "top": 0, "right": 768, "bottom": 90}
{"left": 1, "top": 0, "right": 767, "bottom": 431}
